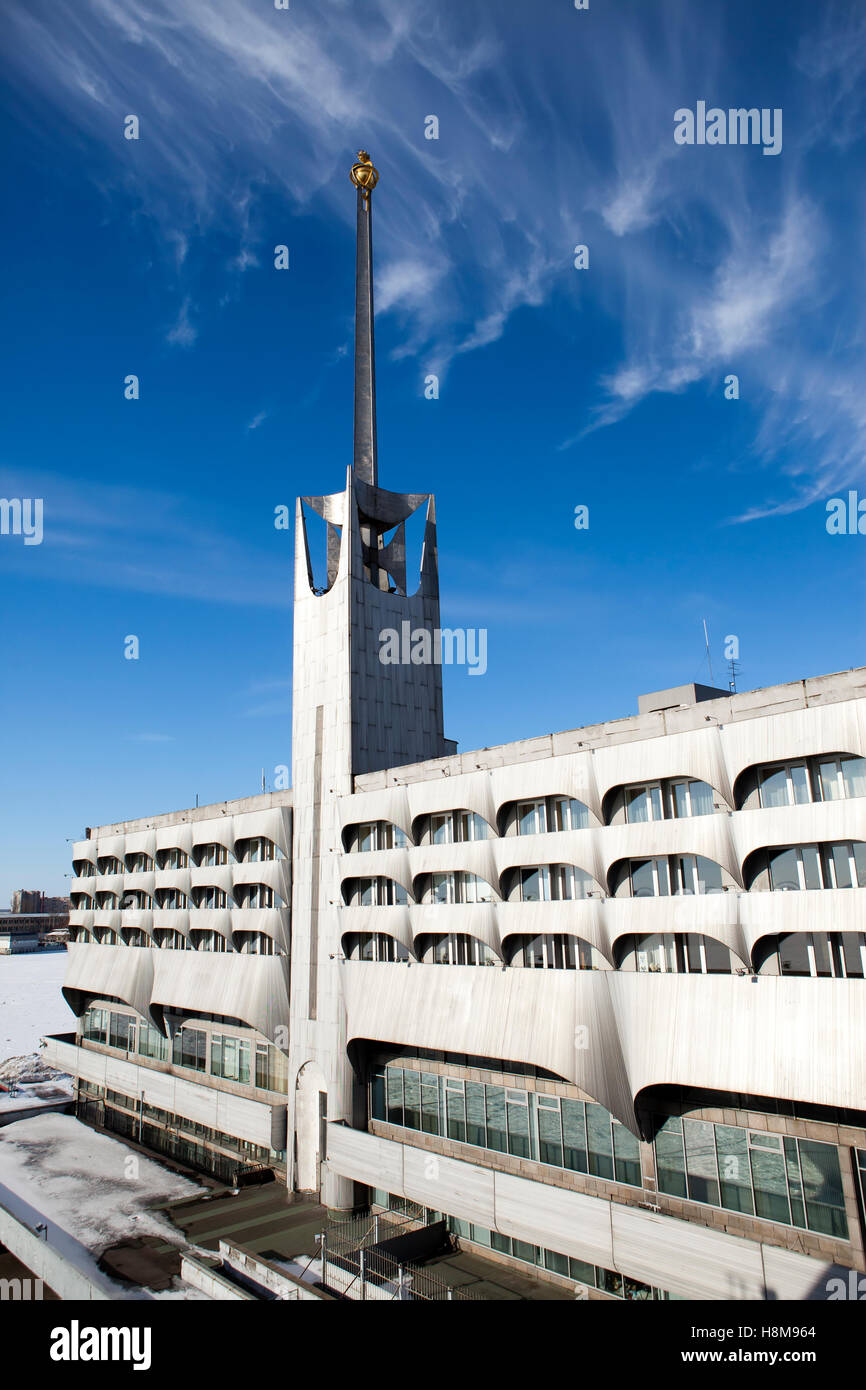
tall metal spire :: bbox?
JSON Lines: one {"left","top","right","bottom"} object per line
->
{"left": 349, "top": 150, "right": 380, "bottom": 486}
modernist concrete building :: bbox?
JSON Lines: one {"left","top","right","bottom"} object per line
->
{"left": 46, "top": 153, "right": 866, "bottom": 1301}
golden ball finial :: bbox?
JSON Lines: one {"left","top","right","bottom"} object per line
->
{"left": 350, "top": 149, "right": 379, "bottom": 203}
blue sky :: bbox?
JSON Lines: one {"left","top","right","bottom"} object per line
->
{"left": 2, "top": 0, "right": 865, "bottom": 904}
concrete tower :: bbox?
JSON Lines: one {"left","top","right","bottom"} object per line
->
{"left": 289, "top": 151, "right": 455, "bottom": 1207}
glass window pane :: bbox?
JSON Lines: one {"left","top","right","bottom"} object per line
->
{"left": 853, "top": 843, "right": 866, "bottom": 888}
{"left": 485, "top": 1086, "right": 507, "bottom": 1153}
{"left": 649, "top": 787, "right": 663, "bottom": 821}
{"left": 769, "top": 847, "right": 800, "bottom": 891}
{"left": 716, "top": 1125, "right": 753, "bottom": 1214}
{"left": 626, "top": 788, "right": 648, "bottom": 824}
{"left": 673, "top": 783, "right": 689, "bottom": 818}
{"left": 811, "top": 933, "right": 832, "bottom": 977}
{"left": 512, "top": 1239, "right": 537, "bottom": 1265}
{"left": 696, "top": 856, "right": 723, "bottom": 894}
{"left": 798, "top": 1139, "right": 848, "bottom": 1239}
{"left": 843, "top": 757, "right": 866, "bottom": 799}
{"left": 778, "top": 933, "right": 811, "bottom": 975}
{"left": 683, "top": 1119, "right": 720, "bottom": 1205}
{"left": 370, "top": 1067, "right": 386, "bottom": 1121}
{"left": 761, "top": 767, "right": 789, "bottom": 808}
{"left": 545, "top": 1248, "right": 569, "bottom": 1276}
{"left": 819, "top": 761, "right": 842, "bottom": 801}
{"left": 842, "top": 934, "right": 865, "bottom": 978}
{"left": 703, "top": 936, "right": 731, "bottom": 974}
{"left": 569, "top": 1257, "right": 596, "bottom": 1286}
{"left": 465, "top": 1082, "right": 486, "bottom": 1147}
{"left": 445, "top": 1081, "right": 465, "bottom": 1142}
{"left": 831, "top": 844, "right": 852, "bottom": 889}
{"left": 402, "top": 1072, "right": 421, "bottom": 1130}
{"left": 631, "top": 859, "right": 655, "bottom": 898}
{"left": 506, "top": 1092, "right": 530, "bottom": 1159}
{"left": 783, "top": 1137, "right": 807, "bottom": 1230}
{"left": 386, "top": 1068, "right": 404, "bottom": 1126}
{"left": 790, "top": 765, "right": 811, "bottom": 805}
{"left": 421, "top": 1073, "right": 440, "bottom": 1135}
{"left": 800, "top": 845, "right": 822, "bottom": 891}
{"left": 586, "top": 1103, "right": 614, "bottom": 1180}
{"left": 690, "top": 781, "right": 714, "bottom": 816}
{"left": 520, "top": 867, "right": 541, "bottom": 903}
{"left": 613, "top": 1124, "right": 641, "bottom": 1187}
{"left": 562, "top": 1099, "right": 587, "bottom": 1173}
{"left": 656, "top": 1117, "right": 687, "bottom": 1198}
{"left": 749, "top": 1145, "right": 790, "bottom": 1224}
{"left": 537, "top": 1100, "right": 564, "bottom": 1168}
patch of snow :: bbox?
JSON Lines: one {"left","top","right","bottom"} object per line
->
{"left": 0, "top": 952, "right": 72, "bottom": 1061}
{"left": 0, "top": 1112, "right": 204, "bottom": 1255}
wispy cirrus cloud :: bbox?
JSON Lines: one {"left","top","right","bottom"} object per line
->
{"left": 4, "top": 0, "right": 866, "bottom": 516}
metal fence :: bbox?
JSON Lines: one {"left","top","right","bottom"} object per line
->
{"left": 321, "top": 1211, "right": 483, "bottom": 1302}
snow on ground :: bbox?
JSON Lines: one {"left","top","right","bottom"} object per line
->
{"left": 0, "top": 1112, "right": 204, "bottom": 1254}
{"left": 0, "top": 950, "right": 72, "bottom": 1061}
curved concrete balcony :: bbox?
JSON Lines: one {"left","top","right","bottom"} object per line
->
{"left": 123, "top": 828, "right": 157, "bottom": 862}
{"left": 151, "top": 909, "right": 190, "bottom": 940}
{"left": 406, "top": 772, "right": 498, "bottom": 840}
{"left": 94, "top": 872, "right": 125, "bottom": 899}
{"left": 95, "top": 833, "right": 125, "bottom": 864}
{"left": 341, "top": 961, "right": 866, "bottom": 1134}
{"left": 492, "top": 751, "right": 601, "bottom": 828}
{"left": 603, "top": 893, "right": 747, "bottom": 966}
{"left": 339, "top": 849, "right": 414, "bottom": 901}
{"left": 601, "top": 814, "right": 741, "bottom": 890}
{"left": 230, "top": 907, "right": 289, "bottom": 951}
{"left": 731, "top": 798, "right": 866, "bottom": 871}
{"left": 61, "top": 941, "right": 156, "bottom": 1021}
{"left": 594, "top": 726, "right": 732, "bottom": 816}
{"left": 72, "top": 840, "right": 97, "bottom": 872}
{"left": 408, "top": 839, "right": 500, "bottom": 898}
{"left": 721, "top": 700, "right": 866, "bottom": 796}
{"left": 231, "top": 806, "right": 292, "bottom": 859}
{"left": 739, "top": 887, "right": 866, "bottom": 959}
{"left": 156, "top": 822, "right": 193, "bottom": 857}
{"left": 231, "top": 859, "right": 290, "bottom": 903}
{"left": 151, "top": 949, "right": 289, "bottom": 1046}
{"left": 154, "top": 867, "right": 192, "bottom": 898}
{"left": 497, "top": 899, "right": 610, "bottom": 964}
{"left": 408, "top": 902, "right": 501, "bottom": 958}
{"left": 186, "top": 908, "right": 233, "bottom": 946}
{"left": 119, "top": 909, "right": 154, "bottom": 936}
{"left": 490, "top": 828, "right": 604, "bottom": 894}
{"left": 338, "top": 786, "right": 413, "bottom": 846}
{"left": 122, "top": 871, "right": 155, "bottom": 898}
{"left": 189, "top": 863, "right": 234, "bottom": 895}
{"left": 190, "top": 816, "right": 237, "bottom": 857}
{"left": 339, "top": 905, "right": 414, "bottom": 956}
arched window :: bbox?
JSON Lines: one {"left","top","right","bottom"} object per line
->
{"left": 153, "top": 928, "right": 187, "bottom": 950}
{"left": 347, "top": 821, "right": 409, "bottom": 852}
{"left": 234, "top": 932, "right": 275, "bottom": 956}
{"left": 191, "top": 886, "right": 228, "bottom": 909}
{"left": 189, "top": 929, "right": 227, "bottom": 953}
{"left": 156, "top": 847, "right": 188, "bottom": 869}
{"left": 425, "top": 810, "right": 492, "bottom": 845}
{"left": 234, "top": 883, "right": 279, "bottom": 909}
{"left": 343, "top": 932, "right": 410, "bottom": 962}
{"left": 125, "top": 853, "right": 153, "bottom": 873}
{"left": 514, "top": 796, "right": 590, "bottom": 834}
{"left": 755, "top": 932, "right": 866, "bottom": 978}
{"left": 96, "top": 856, "right": 123, "bottom": 875}
{"left": 505, "top": 934, "right": 601, "bottom": 970}
{"left": 613, "top": 854, "right": 725, "bottom": 897}
{"left": 424, "top": 872, "right": 495, "bottom": 905}
{"left": 236, "top": 836, "right": 278, "bottom": 863}
{"left": 746, "top": 842, "right": 866, "bottom": 892}
{"left": 194, "top": 843, "right": 229, "bottom": 867}
{"left": 155, "top": 888, "right": 188, "bottom": 909}
{"left": 616, "top": 933, "right": 733, "bottom": 974}
{"left": 510, "top": 864, "right": 595, "bottom": 902}
{"left": 343, "top": 877, "right": 409, "bottom": 907}
{"left": 419, "top": 933, "right": 498, "bottom": 966}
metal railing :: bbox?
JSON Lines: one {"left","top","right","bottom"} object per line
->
{"left": 319, "top": 1211, "right": 483, "bottom": 1302}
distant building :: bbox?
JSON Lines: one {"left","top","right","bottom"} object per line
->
{"left": 0, "top": 912, "right": 69, "bottom": 954}
{"left": 10, "top": 891, "right": 70, "bottom": 915}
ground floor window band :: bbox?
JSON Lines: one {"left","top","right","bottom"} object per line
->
{"left": 369, "top": 1062, "right": 642, "bottom": 1186}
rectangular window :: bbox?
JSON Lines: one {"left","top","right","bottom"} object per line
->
{"left": 830, "top": 843, "right": 853, "bottom": 890}
{"left": 683, "top": 1118, "right": 720, "bottom": 1206}
{"left": 760, "top": 766, "right": 790, "bottom": 809}
{"left": 444, "top": 1079, "right": 465, "bottom": 1142}
{"left": 421, "top": 1073, "right": 440, "bottom": 1136}
{"left": 790, "top": 764, "right": 812, "bottom": 805}
{"left": 586, "top": 1103, "right": 614, "bottom": 1181}
{"left": 402, "top": 1070, "right": 421, "bottom": 1130}
{"left": 819, "top": 760, "right": 843, "bottom": 802}
{"left": 485, "top": 1086, "right": 507, "bottom": 1153}
{"left": 797, "top": 1138, "right": 848, "bottom": 1238}
{"left": 505, "top": 1090, "right": 531, "bottom": 1159}
{"left": 656, "top": 1117, "right": 687, "bottom": 1198}
{"left": 562, "top": 1098, "right": 587, "bottom": 1173}
{"left": 716, "top": 1125, "right": 754, "bottom": 1214}
{"left": 537, "top": 1096, "right": 564, "bottom": 1168}
{"left": 769, "top": 847, "right": 800, "bottom": 892}
{"left": 843, "top": 756, "right": 866, "bottom": 799}
{"left": 613, "top": 1124, "right": 642, "bottom": 1187}
{"left": 518, "top": 801, "right": 546, "bottom": 836}
{"left": 465, "top": 1082, "right": 486, "bottom": 1148}
{"left": 385, "top": 1068, "right": 404, "bottom": 1127}
{"left": 749, "top": 1133, "right": 790, "bottom": 1225}
{"left": 370, "top": 1066, "right": 386, "bottom": 1121}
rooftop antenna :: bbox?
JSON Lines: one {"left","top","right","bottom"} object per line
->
{"left": 195, "top": 793, "right": 199, "bottom": 808}
{"left": 728, "top": 655, "right": 741, "bottom": 693}
{"left": 702, "top": 619, "right": 716, "bottom": 686}
{"left": 261, "top": 768, "right": 266, "bottom": 794}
